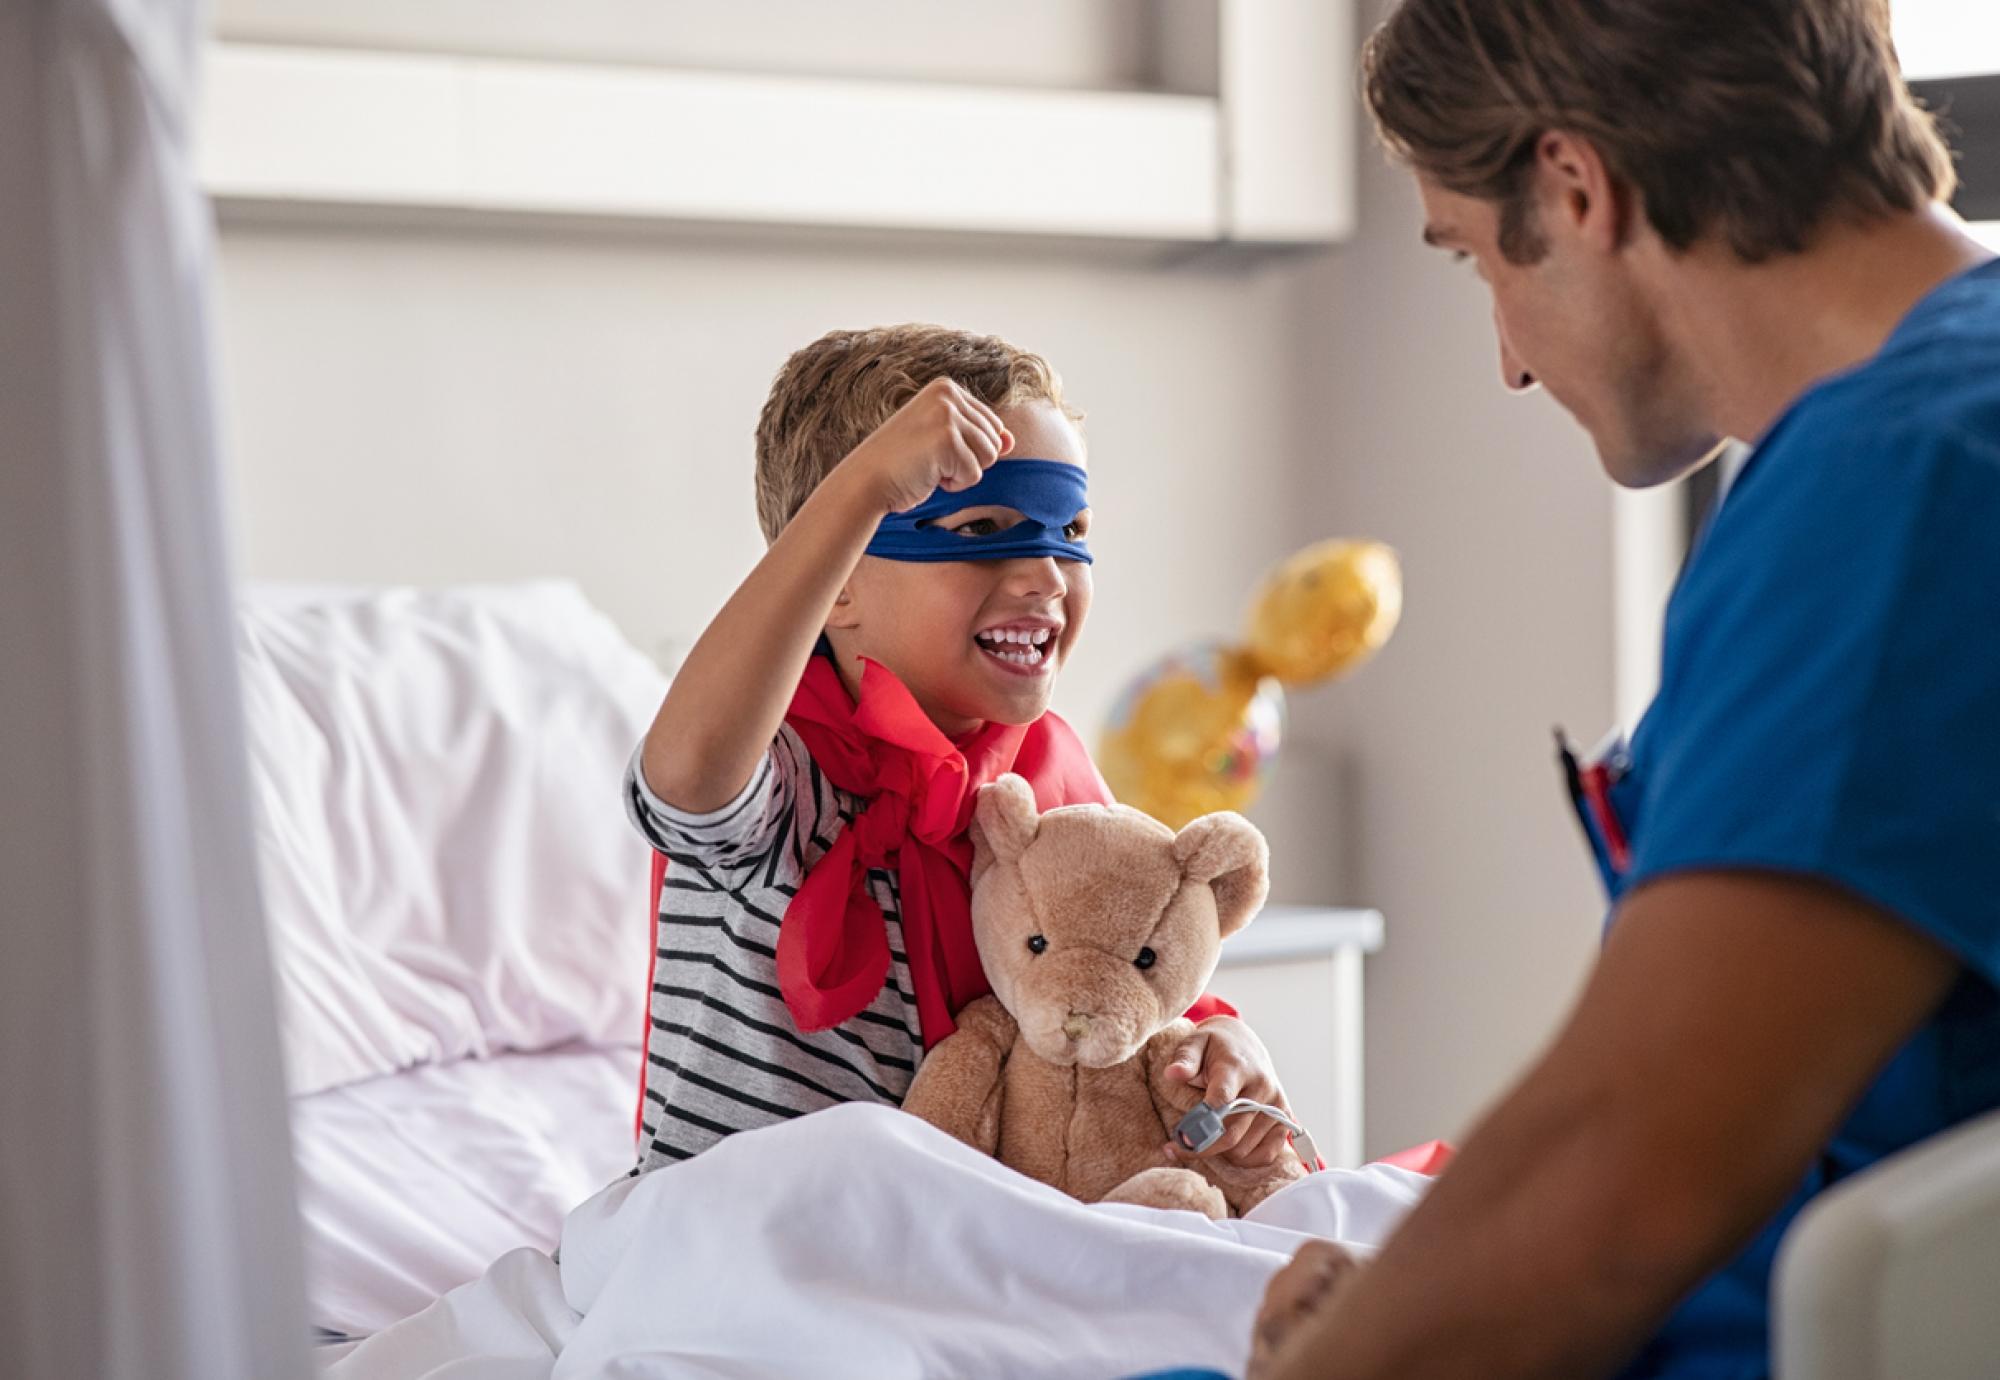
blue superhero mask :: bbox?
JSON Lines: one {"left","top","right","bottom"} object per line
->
{"left": 865, "top": 458, "right": 1093, "bottom": 565}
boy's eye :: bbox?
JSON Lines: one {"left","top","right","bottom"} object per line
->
{"left": 925, "top": 508, "right": 1017, "bottom": 538}
{"left": 929, "top": 509, "right": 1086, "bottom": 541}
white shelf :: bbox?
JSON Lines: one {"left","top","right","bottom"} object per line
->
{"left": 198, "top": 43, "right": 1222, "bottom": 241}
{"left": 196, "top": 2, "right": 1355, "bottom": 246}
{"left": 1219, "top": 904, "right": 1383, "bottom": 967}
{"left": 1218, "top": 0, "right": 1357, "bottom": 242}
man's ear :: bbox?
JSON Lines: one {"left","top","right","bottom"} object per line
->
{"left": 970, "top": 775, "right": 1040, "bottom": 885}
{"left": 1172, "top": 812, "right": 1270, "bottom": 939}
{"left": 1533, "top": 128, "right": 1632, "bottom": 254}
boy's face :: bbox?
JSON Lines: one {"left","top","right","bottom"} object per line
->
{"left": 829, "top": 400, "right": 1093, "bottom": 735}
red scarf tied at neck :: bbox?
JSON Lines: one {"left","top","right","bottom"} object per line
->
{"left": 778, "top": 656, "right": 1109, "bottom": 1049}
{"left": 634, "top": 656, "right": 1239, "bottom": 1139}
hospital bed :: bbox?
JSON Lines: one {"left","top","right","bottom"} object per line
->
{"left": 251, "top": 580, "right": 1443, "bottom": 1378}
{"left": 237, "top": 582, "right": 662, "bottom": 1350}
{"left": 253, "top": 582, "right": 1996, "bottom": 1377}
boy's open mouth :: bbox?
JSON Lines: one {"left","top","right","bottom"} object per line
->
{"left": 973, "top": 624, "right": 1055, "bottom": 672}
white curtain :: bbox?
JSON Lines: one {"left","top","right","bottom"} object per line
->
{"left": 0, "top": 3, "right": 309, "bottom": 1378}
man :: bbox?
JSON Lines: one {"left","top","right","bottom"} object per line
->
{"left": 1253, "top": 2, "right": 2000, "bottom": 1377}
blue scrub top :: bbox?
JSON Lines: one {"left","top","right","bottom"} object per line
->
{"left": 1593, "top": 257, "right": 2000, "bottom": 1379}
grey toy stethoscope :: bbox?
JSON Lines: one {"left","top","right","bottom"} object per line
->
{"left": 1173, "top": 1099, "right": 1322, "bottom": 1169}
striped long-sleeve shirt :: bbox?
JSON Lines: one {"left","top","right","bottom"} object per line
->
{"left": 622, "top": 727, "right": 925, "bottom": 1172}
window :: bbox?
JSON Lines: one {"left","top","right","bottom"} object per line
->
{"left": 1893, "top": 1, "right": 2000, "bottom": 84}
{"left": 1910, "top": 70, "right": 2000, "bottom": 227}
{"left": 1896, "top": 1, "right": 2000, "bottom": 230}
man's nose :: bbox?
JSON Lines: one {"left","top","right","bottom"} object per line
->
{"left": 1498, "top": 318, "right": 1538, "bottom": 393}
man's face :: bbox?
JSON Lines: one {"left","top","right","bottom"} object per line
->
{"left": 1415, "top": 174, "right": 1720, "bottom": 488}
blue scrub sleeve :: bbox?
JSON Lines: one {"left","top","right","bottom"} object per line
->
{"left": 1627, "top": 416, "right": 2000, "bottom": 989}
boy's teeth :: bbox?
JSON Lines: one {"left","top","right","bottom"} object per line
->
{"left": 976, "top": 634, "right": 1047, "bottom": 666}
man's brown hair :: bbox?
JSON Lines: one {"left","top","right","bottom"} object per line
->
{"left": 753, "top": 324, "right": 1079, "bottom": 544}
{"left": 1362, "top": 0, "right": 1957, "bottom": 264}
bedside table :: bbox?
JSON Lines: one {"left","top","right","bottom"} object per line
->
{"left": 1213, "top": 905, "right": 1384, "bottom": 1169}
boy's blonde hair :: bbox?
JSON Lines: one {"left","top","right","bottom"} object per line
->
{"left": 753, "top": 323, "right": 1081, "bottom": 544}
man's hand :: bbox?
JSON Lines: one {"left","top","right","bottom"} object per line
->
{"left": 1163, "top": 1015, "right": 1295, "bottom": 1167}
{"left": 1249, "top": 1243, "right": 1362, "bottom": 1380}
{"left": 1251, "top": 870, "right": 1961, "bottom": 1380}
{"left": 841, "top": 376, "right": 1014, "bottom": 516}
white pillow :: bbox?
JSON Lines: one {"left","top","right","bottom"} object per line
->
{"left": 238, "top": 582, "right": 666, "bottom": 1097}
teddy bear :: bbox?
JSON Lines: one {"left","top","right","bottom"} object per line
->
{"left": 900, "top": 773, "right": 1308, "bottom": 1219}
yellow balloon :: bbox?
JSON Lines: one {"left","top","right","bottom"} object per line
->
{"left": 1098, "top": 644, "right": 1284, "bottom": 831}
{"left": 1244, "top": 539, "right": 1402, "bottom": 686}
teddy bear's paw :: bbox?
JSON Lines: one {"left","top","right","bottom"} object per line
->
{"left": 1100, "top": 1166, "right": 1229, "bottom": 1220}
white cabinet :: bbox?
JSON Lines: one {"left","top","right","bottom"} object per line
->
{"left": 1214, "top": 905, "right": 1383, "bottom": 1169}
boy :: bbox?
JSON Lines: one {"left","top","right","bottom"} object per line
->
{"left": 623, "top": 324, "right": 1291, "bottom": 1173}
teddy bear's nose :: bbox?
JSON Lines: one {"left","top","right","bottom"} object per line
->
{"left": 1062, "top": 1012, "right": 1093, "bottom": 1042}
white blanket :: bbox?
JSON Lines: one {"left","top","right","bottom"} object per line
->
{"left": 329, "top": 1104, "right": 1427, "bottom": 1380}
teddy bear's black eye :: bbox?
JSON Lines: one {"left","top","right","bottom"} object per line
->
{"left": 1134, "top": 947, "right": 1156, "bottom": 970}
{"left": 1027, "top": 934, "right": 1048, "bottom": 955}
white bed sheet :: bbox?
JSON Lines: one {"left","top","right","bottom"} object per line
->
{"left": 292, "top": 1041, "right": 640, "bottom": 1341}
{"left": 328, "top": 1103, "right": 1431, "bottom": 1380}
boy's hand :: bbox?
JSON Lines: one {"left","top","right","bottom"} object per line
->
{"left": 1162, "top": 1015, "right": 1296, "bottom": 1168}
{"left": 637, "top": 377, "right": 1012, "bottom": 818}
{"left": 843, "top": 376, "right": 1015, "bottom": 515}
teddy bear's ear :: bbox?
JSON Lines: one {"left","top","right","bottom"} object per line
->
{"left": 1171, "top": 812, "right": 1270, "bottom": 939}
{"left": 970, "top": 774, "right": 1041, "bottom": 883}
